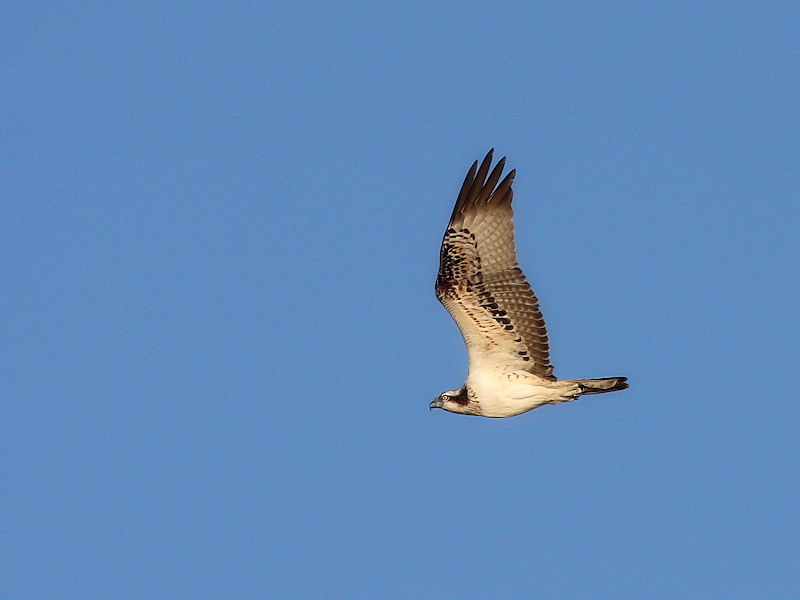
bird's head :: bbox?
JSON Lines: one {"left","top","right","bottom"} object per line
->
{"left": 430, "top": 387, "right": 471, "bottom": 414}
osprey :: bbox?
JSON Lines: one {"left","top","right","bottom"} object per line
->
{"left": 431, "top": 150, "right": 628, "bottom": 417}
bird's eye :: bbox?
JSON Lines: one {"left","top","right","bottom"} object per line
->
{"left": 441, "top": 394, "right": 449, "bottom": 400}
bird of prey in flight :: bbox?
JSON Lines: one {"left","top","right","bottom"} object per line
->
{"left": 431, "top": 150, "right": 628, "bottom": 417}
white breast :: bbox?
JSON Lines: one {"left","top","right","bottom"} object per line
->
{"left": 467, "top": 368, "right": 572, "bottom": 417}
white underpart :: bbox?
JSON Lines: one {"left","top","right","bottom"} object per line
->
{"left": 467, "top": 367, "right": 579, "bottom": 418}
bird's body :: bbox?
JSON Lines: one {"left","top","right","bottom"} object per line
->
{"left": 431, "top": 150, "right": 628, "bottom": 418}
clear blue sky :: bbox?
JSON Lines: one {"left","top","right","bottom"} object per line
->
{"left": 3, "top": 3, "right": 798, "bottom": 598}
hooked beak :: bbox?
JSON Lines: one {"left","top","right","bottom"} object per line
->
{"left": 429, "top": 398, "right": 443, "bottom": 411}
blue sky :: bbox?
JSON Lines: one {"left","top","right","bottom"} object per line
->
{"left": 2, "top": 3, "right": 798, "bottom": 598}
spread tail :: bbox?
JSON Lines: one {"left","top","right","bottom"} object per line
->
{"left": 573, "top": 377, "right": 629, "bottom": 395}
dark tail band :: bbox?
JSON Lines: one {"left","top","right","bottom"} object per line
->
{"left": 575, "top": 377, "right": 629, "bottom": 395}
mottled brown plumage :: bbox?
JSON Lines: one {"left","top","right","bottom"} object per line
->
{"left": 435, "top": 149, "right": 554, "bottom": 380}
{"left": 432, "top": 150, "right": 628, "bottom": 417}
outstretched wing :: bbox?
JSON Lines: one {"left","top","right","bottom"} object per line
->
{"left": 435, "top": 150, "right": 555, "bottom": 380}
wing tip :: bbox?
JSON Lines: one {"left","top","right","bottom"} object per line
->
{"left": 451, "top": 149, "right": 514, "bottom": 221}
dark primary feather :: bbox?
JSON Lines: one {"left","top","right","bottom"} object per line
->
{"left": 436, "top": 150, "right": 555, "bottom": 380}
